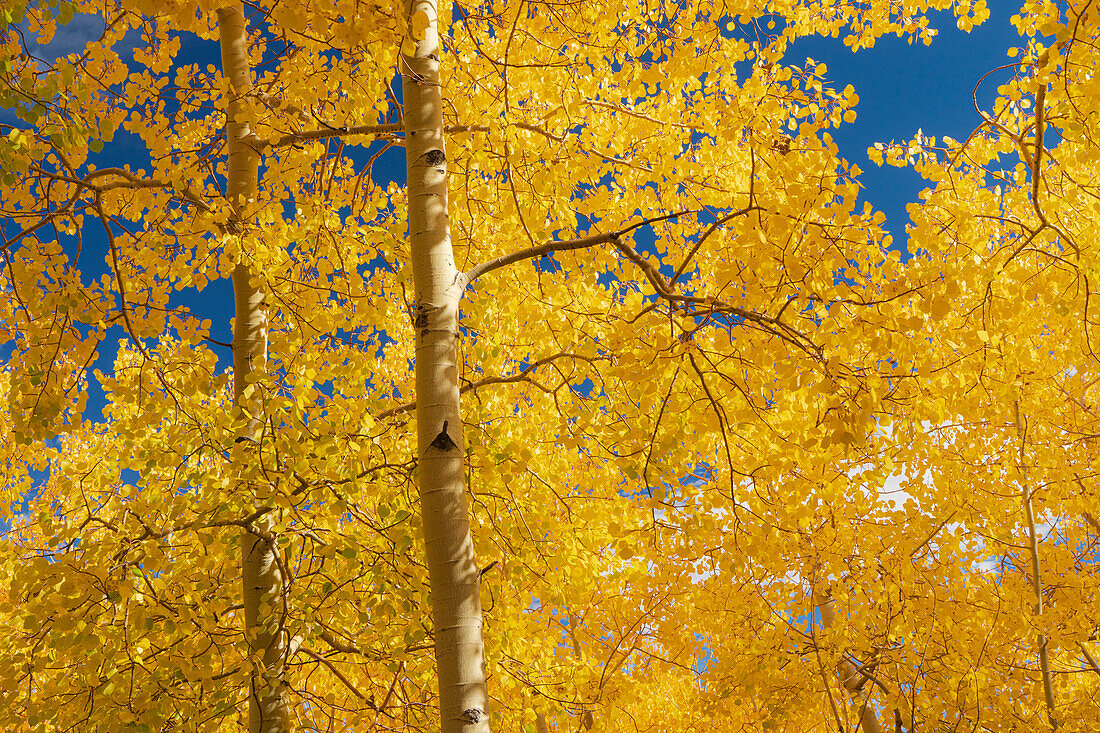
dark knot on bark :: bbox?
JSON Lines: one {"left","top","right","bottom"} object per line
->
{"left": 414, "top": 301, "right": 430, "bottom": 329}
{"left": 430, "top": 420, "right": 458, "bottom": 451}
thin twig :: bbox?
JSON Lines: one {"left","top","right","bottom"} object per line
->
{"left": 94, "top": 192, "right": 149, "bottom": 360}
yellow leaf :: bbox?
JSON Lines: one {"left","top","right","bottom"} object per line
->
{"left": 411, "top": 9, "right": 431, "bottom": 40}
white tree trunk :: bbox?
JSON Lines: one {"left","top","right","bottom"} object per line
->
{"left": 218, "top": 6, "right": 290, "bottom": 731}
{"left": 402, "top": 0, "right": 489, "bottom": 730}
{"left": 819, "top": 596, "right": 882, "bottom": 733}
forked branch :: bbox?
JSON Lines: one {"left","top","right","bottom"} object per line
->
{"left": 459, "top": 210, "right": 696, "bottom": 287}
{"left": 377, "top": 350, "right": 603, "bottom": 419}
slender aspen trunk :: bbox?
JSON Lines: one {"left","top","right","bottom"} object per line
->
{"left": 1015, "top": 403, "right": 1057, "bottom": 729}
{"left": 218, "top": 6, "right": 290, "bottom": 731}
{"left": 401, "top": 1, "right": 489, "bottom": 730}
{"left": 818, "top": 596, "right": 882, "bottom": 733}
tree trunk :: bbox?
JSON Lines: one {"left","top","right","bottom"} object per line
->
{"left": 1015, "top": 403, "right": 1057, "bottom": 729}
{"left": 819, "top": 596, "right": 882, "bottom": 733}
{"left": 218, "top": 6, "right": 290, "bottom": 731}
{"left": 402, "top": 0, "right": 490, "bottom": 730}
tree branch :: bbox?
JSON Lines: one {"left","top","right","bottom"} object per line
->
{"left": 611, "top": 235, "right": 820, "bottom": 357}
{"left": 262, "top": 122, "right": 405, "bottom": 150}
{"left": 377, "top": 350, "right": 603, "bottom": 419}
{"left": 1079, "top": 642, "right": 1100, "bottom": 678}
{"left": 460, "top": 210, "right": 695, "bottom": 286}
{"left": 671, "top": 205, "right": 762, "bottom": 284}
{"left": 94, "top": 192, "right": 149, "bottom": 361}
{"left": 297, "top": 646, "right": 372, "bottom": 703}
{"left": 37, "top": 166, "right": 212, "bottom": 210}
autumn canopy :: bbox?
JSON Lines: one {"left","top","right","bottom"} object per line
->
{"left": 2, "top": 0, "right": 1099, "bottom": 731}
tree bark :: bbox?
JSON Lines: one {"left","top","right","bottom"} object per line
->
{"left": 818, "top": 596, "right": 883, "bottom": 733}
{"left": 1015, "top": 403, "right": 1057, "bottom": 729}
{"left": 402, "top": 0, "right": 490, "bottom": 730}
{"left": 218, "top": 6, "right": 290, "bottom": 731}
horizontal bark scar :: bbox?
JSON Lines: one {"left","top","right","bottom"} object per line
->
{"left": 460, "top": 708, "right": 484, "bottom": 724}
{"left": 423, "top": 149, "right": 446, "bottom": 166}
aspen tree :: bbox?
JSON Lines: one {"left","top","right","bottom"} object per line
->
{"left": 402, "top": 0, "right": 489, "bottom": 729}
{"left": 218, "top": 5, "right": 291, "bottom": 730}
{"left": 6, "top": 1, "right": 1100, "bottom": 732}
{"left": 817, "top": 594, "right": 883, "bottom": 733}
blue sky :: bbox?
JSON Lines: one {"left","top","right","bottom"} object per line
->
{"left": 793, "top": 6, "right": 1022, "bottom": 247}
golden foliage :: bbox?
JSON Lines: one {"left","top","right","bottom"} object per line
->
{"left": 2, "top": 0, "right": 1099, "bottom": 730}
